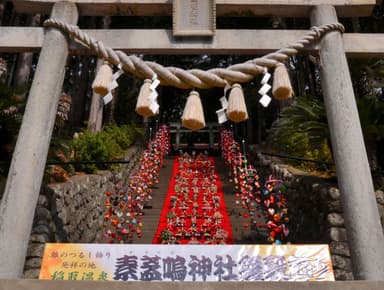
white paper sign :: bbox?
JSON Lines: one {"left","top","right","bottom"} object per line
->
{"left": 40, "top": 243, "right": 335, "bottom": 282}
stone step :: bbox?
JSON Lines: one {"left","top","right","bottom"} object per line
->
{"left": 6, "top": 278, "right": 384, "bottom": 289}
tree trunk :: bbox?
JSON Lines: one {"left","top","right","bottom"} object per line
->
{"left": 303, "top": 55, "right": 316, "bottom": 96}
{"left": 68, "top": 56, "right": 91, "bottom": 132}
{"left": 87, "top": 16, "right": 111, "bottom": 132}
{"left": 366, "top": 140, "right": 379, "bottom": 171}
{"left": 87, "top": 58, "right": 104, "bottom": 132}
{"left": 366, "top": 140, "right": 384, "bottom": 188}
{"left": 13, "top": 14, "right": 41, "bottom": 100}
{"left": 105, "top": 88, "right": 118, "bottom": 124}
{"left": 0, "top": 1, "right": 5, "bottom": 25}
{"left": 1, "top": 0, "right": 16, "bottom": 26}
{"left": 351, "top": 17, "right": 361, "bottom": 33}
{"left": 294, "top": 56, "right": 306, "bottom": 97}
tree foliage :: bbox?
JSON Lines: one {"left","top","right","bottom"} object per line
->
{"left": 267, "top": 95, "right": 333, "bottom": 172}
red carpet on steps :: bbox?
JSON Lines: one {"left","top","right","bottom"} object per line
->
{"left": 152, "top": 155, "right": 233, "bottom": 244}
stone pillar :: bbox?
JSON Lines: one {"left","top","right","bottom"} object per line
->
{"left": 310, "top": 5, "right": 384, "bottom": 280}
{"left": 0, "top": 2, "right": 78, "bottom": 278}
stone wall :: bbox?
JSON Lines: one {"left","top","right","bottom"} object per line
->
{"left": 23, "top": 145, "right": 143, "bottom": 278}
{"left": 5, "top": 143, "right": 384, "bottom": 280}
{"left": 252, "top": 148, "right": 384, "bottom": 281}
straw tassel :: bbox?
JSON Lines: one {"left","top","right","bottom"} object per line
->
{"left": 135, "top": 79, "right": 156, "bottom": 117}
{"left": 181, "top": 90, "right": 205, "bottom": 131}
{"left": 226, "top": 83, "right": 248, "bottom": 123}
{"left": 272, "top": 63, "right": 293, "bottom": 100}
{"left": 92, "top": 63, "right": 113, "bottom": 95}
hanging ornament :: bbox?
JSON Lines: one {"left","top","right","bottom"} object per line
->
{"left": 258, "top": 82, "right": 271, "bottom": 95}
{"left": 92, "top": 62, "right": 113, "bottom": 95}
{"left": 148, "top": 75, "right": 160, "bottom": 114}
{"left": 135, "top": 79, "right": 158, "bottom": 117}
{"left": 181, "top": 90, "right": 206, "bottom": 131}
{"left": 272, "top": 63, "right": 293, "bottom": 100}
{"left": 261, "top": 69, "right": 271, "bottom": 85}
{"left": 226, "top": 83, "right": 248, "bottom": 123}
{"left": 259, "top": 69, "right": 272, "bottom": 107}
{"left": 215, "top": 84, "right": 230, "bottom": 124}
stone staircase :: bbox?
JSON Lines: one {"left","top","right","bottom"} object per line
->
{"left": 128, "top": 155, "right": 174, "bottom": 244}
{"left": 129, "top": 154, "right": 268, "bottom": 244}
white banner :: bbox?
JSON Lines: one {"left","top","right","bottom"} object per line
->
{"left": 40, "top": 244, "right": 334, "bottom": 282}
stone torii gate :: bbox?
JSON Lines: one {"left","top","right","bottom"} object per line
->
{"left": 0, "top": 0, "right": 384, "bottom": 281}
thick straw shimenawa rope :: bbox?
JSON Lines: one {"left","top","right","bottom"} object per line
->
{"left": 43, "top": 19, "right": 344, "bottom": 89}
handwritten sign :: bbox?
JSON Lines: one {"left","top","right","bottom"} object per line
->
{"left": 173, "top": 0, "right": 216, "bottom": 36}
{"left": 39, "top": 244, "right": 334, "bottom": 282}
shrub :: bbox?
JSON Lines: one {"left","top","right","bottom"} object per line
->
{"left": 71, "top": 124, "right": 143, "bottom": 173}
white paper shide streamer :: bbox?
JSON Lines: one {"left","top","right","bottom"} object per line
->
{"left": 258, "top": 69, "right": 272, "bottom": 108}
{"left": 103, "top": 64, "right": 124, "bottom": 105}
{"left": 216, "top": 83, "right": 231, "bottom": 124}
{"left": 149, "top": 75, "right": 160, "bottom": 114}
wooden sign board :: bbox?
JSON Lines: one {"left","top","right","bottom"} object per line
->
{"left": 173, "top": 0, "right": 216, "bottom": 37}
